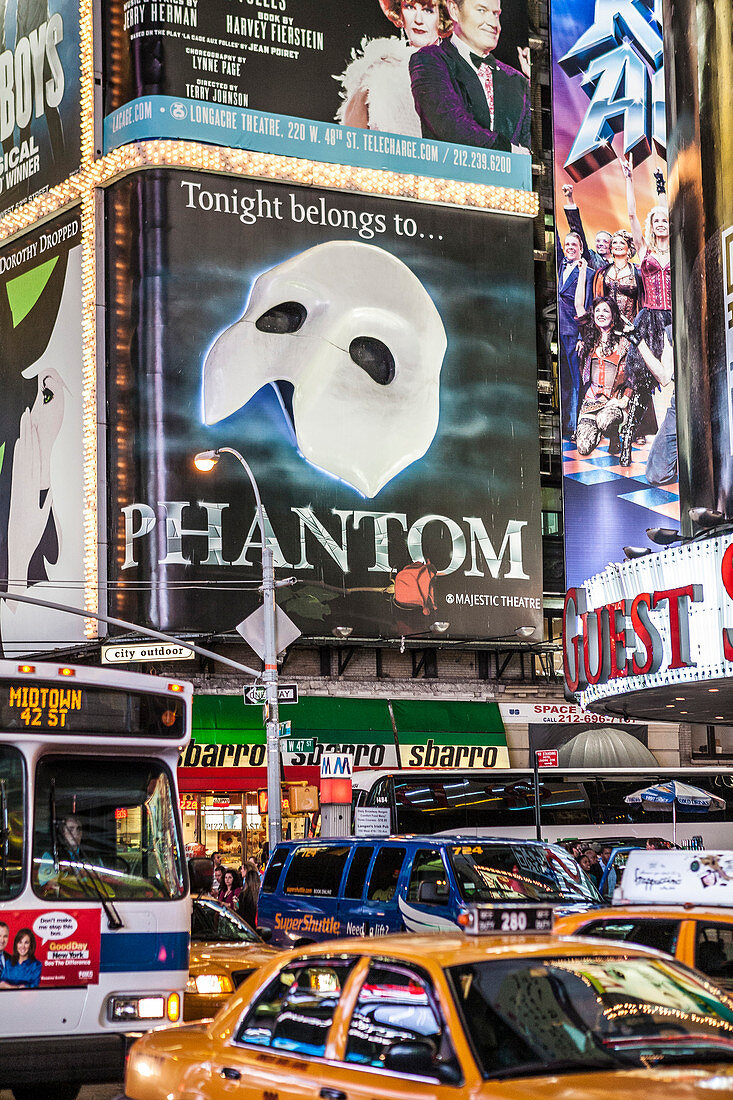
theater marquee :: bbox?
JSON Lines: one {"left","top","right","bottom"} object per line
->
{"left": 563, "top": 533, "right": 733, "bottom": 722}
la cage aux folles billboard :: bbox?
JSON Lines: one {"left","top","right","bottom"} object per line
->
{"left": 105, "top": 170, "right": 542, "bottom": 642}
{"left": 550, "top": 0, "right": 679, "bottom": 589}
{"left": 102, "top": 0, "right": 531, "bottom": 191}
{"left": 0, "top": 0, "right": 81, "bottom": 218}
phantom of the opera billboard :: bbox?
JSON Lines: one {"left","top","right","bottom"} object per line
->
{"left": 102, "top": 0, "right": 531, "bottom": 191}
{"left": 105, "top": 170, "right": 542, "bottom": 642}
{"left": 0, "top": 208, "right": 85, "bottom": 656}
{"left": 0, "top": 0, "right": 81, "bottom": 218}
{"left": 550, "top": 0, "right": 679, "bottom": 588}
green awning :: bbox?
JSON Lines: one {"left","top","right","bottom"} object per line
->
{"left": 193, "top": 695, "right": 504, "bottom": 747}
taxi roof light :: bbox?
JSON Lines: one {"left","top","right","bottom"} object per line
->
{"left": 463, "top": 904, "right": 554, "bottom": 936}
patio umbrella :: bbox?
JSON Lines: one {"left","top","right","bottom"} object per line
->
{"left": 624, "top": 780, "right": 726, "bottom": 844}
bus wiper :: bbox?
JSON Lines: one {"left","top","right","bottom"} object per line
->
{"left": 0, "top": 778, "right": 8, "bottom": 888}
{"left": 71, "top": 848, "right": 124, "bottom": 931}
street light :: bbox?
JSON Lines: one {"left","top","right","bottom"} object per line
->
{"left": 194, "top": 447, "right": 283, "bottom": 849}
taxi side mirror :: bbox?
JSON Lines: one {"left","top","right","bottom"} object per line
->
{"left": 384, "top": 1040, "right": 436, "bottom": 1076}
{"left": 384, "top": 1040, "right": 462, "bottom": 1085}
{"left": 256, "top": 927, "right": 273, "bottom": 943}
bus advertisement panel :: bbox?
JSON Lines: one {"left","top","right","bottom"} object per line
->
{"left": 550, "top": 0, "right": 680, "bottom": 588}
{"left": 0, "top": 908, "right": 101, "bottom": 989}
{"left": 102, "top": 0, "right": 532, "bottom": 191}
{"left": 0, "top": 0, "right": 82, "bottom": 218}
{"left": 0, "top": 208, "right": 85, "bottom": 656}
{"left": 104, "top": 170, "right": 542, "bottom": 642}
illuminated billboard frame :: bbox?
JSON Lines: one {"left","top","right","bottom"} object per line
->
{"left": 562, "top": 533, "right": 733, "bottom": 722}
{"left": 0, "top": 0, "right": 538, "bottom": 646}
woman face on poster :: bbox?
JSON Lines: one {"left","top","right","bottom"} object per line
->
{"left": 6, "top": 368, "right": 65, "bottom": 590}
{"left": 400, "top": 0, "right": 441, "bottom": 46}
{"left": 593, "top": 299, "right": 614, "bottom": 333}
{"left": 610, "top": 231, "right": 632, "bottom": 264}
{"left": 13, "top": 929, "right": 36, "bottom": 965}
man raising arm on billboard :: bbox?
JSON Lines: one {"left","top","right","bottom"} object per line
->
{"left": 409, "top": 0, "right": 530, "bottom": 151}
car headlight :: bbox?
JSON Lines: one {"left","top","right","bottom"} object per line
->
{"left": 188, "top": 973, "right": 235, "bottom": 995}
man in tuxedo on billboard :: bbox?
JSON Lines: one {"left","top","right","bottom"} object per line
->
{"left": 409, "top": 0, "right": 530, "bottom": 151}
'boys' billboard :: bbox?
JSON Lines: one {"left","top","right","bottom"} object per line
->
{"left": 105, "top": 171, "right": 542, "bottom": 642}
{"left": 0, "top": 0, "right": 81, "bottom": 218}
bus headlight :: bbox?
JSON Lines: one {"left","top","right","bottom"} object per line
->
{"left": 187, "top": 973, "right": 234, "bottom": 995}
{"left": 108, "top": 994, "right": 167, "bottom": 1021}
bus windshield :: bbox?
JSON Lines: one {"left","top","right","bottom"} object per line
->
{"left": 0, "top": 746, "right": 24, "bottom": 901}
{"left": 448, "top": 843, "right": 601, "bottom": 904}
{"left": 32, "top": 756, "right": 185, "bottom": 901}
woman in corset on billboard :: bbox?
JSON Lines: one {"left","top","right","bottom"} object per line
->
{"left": 335, "top": 0, "right": 452, "bottom": 136}
{"left": 620, "top": 156, "right": 671, "bottom": 466}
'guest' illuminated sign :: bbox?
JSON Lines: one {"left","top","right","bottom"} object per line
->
{"left": 563, "top": 536, "right": 733, "bottom": 708}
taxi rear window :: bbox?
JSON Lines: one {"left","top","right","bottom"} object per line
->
{"left": 283, "top": 846, "right": 350, "bottom": 897}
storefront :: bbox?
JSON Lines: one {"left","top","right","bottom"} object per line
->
{"left": 179, "top": 695, "right": 506, "bottom": 861}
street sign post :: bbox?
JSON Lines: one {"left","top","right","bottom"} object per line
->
{"left": 243, "top": 683, "right": 298, "bottom": 705}
{"left": 282, "top": 738, "right": 316, "bottom": 753}
{"left": 533, "top": 749, "right": 559, "bottom": 840}
{"left": 278, "top": 721, "right": 292, "bottom": 738}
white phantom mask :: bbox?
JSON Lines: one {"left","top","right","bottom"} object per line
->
{"left": 202, "top": 241, "right": 446, "bottom": 497}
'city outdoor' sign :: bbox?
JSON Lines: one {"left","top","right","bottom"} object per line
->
{"left": 563, "top": 533, "right": 733, "bottom": 710}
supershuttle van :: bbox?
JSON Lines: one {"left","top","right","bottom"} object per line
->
{"left": 257, "top": 835, "right": 602, "bottom": 947}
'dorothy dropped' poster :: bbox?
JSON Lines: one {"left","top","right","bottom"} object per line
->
{"left": 0, "top": 208, "right": 85, "bottom": 655}
{"left": 0, "top": 0, "right": 81, "bottom": 218}
{"left": 102, "top": 0, "right": 531, "bottom": 190}
{"left": 105, "top": 171, "right": 542, "bottom": 642}
{"left": 550, "top": 0, "right": 679, "bottom": 587}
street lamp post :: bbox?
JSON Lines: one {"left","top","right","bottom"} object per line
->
{"left": 194, "top": 447, "right": 282, "bottom": 849}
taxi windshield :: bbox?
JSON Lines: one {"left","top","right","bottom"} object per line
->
{"left": 448, "top": 955, "right": 733, "bottom": 1078}
{"left": 448, "top": 843, "right": 600, "bottom": 904}
{"left": 32, "top": 756, "right": 185, "bottom": 901}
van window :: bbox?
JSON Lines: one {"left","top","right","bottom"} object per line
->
{"left": 344, "top": 847, "right": 374, "bottom": 899}
{"left": 367, "top": 847, "right": 406, "bottom": 902}
{"left": 407, "top": 849, "right": 447, "bottom": 904}
{"left": 261, "top": 846, "right": 288, "bottom": 893}
{"left": 283, "top": 846, "right": 350, "bottom": 897}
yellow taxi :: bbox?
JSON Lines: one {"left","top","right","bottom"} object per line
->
{"left": 186, "top": 897, "right": 279, "bottom": 1021}
{"left": 122, "top": 903, "right": 733, "bottom": 1100}
{"left": 555, "top": 849, "right": 733, "bottom": 991}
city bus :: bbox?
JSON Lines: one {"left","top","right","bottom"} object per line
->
{"left": 352, "top": 767, "right": 733, "bottom": 848}
{"left": 0, "top": 660, "right": 192, "bottom": 1100}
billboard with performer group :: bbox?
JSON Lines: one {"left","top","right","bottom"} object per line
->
{"left": 103, "top": 0, "right": 532, "bottom": 190}
{"left": 104, "top": 170, "right": 542, "bottom": 642}
{"left": 0, "top": 0, "right": 81, "bottom": 218}
{"left": 550, "top": 0, "right": 679, "bottom": 588}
